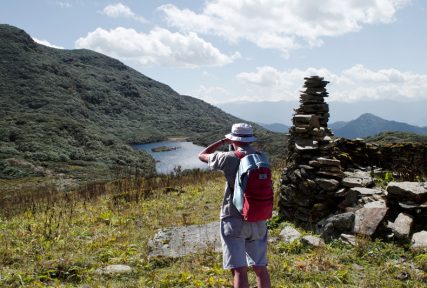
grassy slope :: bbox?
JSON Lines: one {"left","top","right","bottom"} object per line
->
{"left": 0, "top": 24, "right": 286, "bottom": 182}
{"left": 0, "top": 169, "right": 426, "bottom": 287}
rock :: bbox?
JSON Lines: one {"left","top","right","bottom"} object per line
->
{"left": 398, "top": 202, "right": 427, "bottom": 210}
{"left": 342, "top": 170, "right": 374, "bottom": 188}
{"left": 299, "top": 164, "right": 315, "bottom": 170}
{"left": 318, "top": 212, "right": 355, "bottom": 241}
{"left": 319, "top": 166, "right": 342, "bottom": 174}
{"left": 338, "top": 189, "right": 359, "bottom": 208}
{"left": 295, "top": 141, "right": 318, "bottom": 151}
{"left": 397, "top": 202, "right": 427, "bottom": 217}
{"left": 363, "top": 200, "right": 387, "bottom": 209}
{"left": 316, "top": 157, "right": 341, "bottom": 166}
{"left": 350, "top": 187, "right": 384, "bottom": 196}
{"left": 279, "top": 225, "right": 302, "bottom": 243}
{"left": 387, "top": 182, "right": 427, "bottom": 202}
{"left": 316, "top": 170, "right": 345, "bottom": 179}
{"left": 148, "top": 222, "right": 221, "bottom": 257}
{"left": 395, "top": 271, "right": 410, "bottom": 281}
{"left": 294, "top": 208, "right": 313, "bottom": 222}
{"left": 411, "top": 231, "right": 427, "bottom": 249}
{"left": 293, "top": 115, "right": 320, "bottom": 128}
{"left": 335, "top": 187, "right": 348, "bottom": 197}
{"left": 315, "top": 178, "right": 340, "bottom": 191}
{"left": 340, "top": 233, "right": 357, "bottom": 246}
{"left": 295, "top": 127, "right": 309, "bottom": 133}
{"left": 388, "top": 213, "right": 413, "bottom": 240}
{"left": 308, "top": 160, "right": 321, "bottom": 167}
{"left": 301, "top": 235, "right": 325, "bottom": 247}
{"left": 353, "top": 206, "right": 388, "bottom": 236}
{"left": 297, "top": 179, "right": 317, "bottom": 193}
{"left": 95, "top": 264, "right": 132, "bottom": 275}
{"left": 339, "top": 189, "right": 384, "bottom": 209}
{"left": 295, "top": 103, "right": 329, "bottom": 114}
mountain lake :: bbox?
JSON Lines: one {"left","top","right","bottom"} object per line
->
{"left": 133, "top": 141, "right": 208, "bottom": 174}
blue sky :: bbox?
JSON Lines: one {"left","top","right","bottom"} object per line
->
{"left": 1, "top": 1, "right": 427, "bottom": 117}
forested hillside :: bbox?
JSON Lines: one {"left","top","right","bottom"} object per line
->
{"left": 0, "top": 24, "right": 284, "bottom": 180}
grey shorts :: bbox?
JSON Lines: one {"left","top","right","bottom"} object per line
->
{"left": 220, "top": 217, "right": 268, "bottom": 269}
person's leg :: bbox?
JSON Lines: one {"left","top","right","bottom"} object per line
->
{"left": 231, "top": 266, "right": 249, "bottom": 288}
{"left": 245, "top": 222, "right": 270, "bottom": 287}
{"left": 252, "top": 265, "right": 271, "bottom": 288}
{"left": 220, "top": 219, "right": 248, "bottom": 287}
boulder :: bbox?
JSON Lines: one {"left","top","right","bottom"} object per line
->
{"left": 301, "top": 235, "right": 325, "bottom": 247}
{"left": 318, "top": 212, "right": 355, "bottom": 242}
{"left": 388, "top": 213, "right": 413, "bottom": 240}
{"left": 411, "top": 231, "right": 427, "bottom": 249}
{"left": 279, "top": 225, "right": 302, "bottom": 243}
{"left": 353, "top": 206, "right": 388, "bottom": 236}
{"left": 387, "top": 182, "right": 427, "bottom": 202}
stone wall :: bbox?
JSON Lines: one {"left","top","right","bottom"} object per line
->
{"left": 331, "top": 139, "right": 427, "bottom": 180}
{"left": 279, "top": 76, "right": 427, "bottom": 245}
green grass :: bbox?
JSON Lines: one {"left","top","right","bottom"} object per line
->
{"left": 365, "top": 131, "right": 427, "bottom": 144}
{"left": 0, "top": 169, "right": 426, "bottom": 287}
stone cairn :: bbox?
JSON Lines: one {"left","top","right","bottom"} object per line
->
{"left": 280, "top": 76, "right": 343, "bottom": 225}
{"left": 279, "top": 76, "right": 427, "bottom": 248}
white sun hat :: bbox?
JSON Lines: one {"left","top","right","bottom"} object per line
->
{"left": 225, "top": 123, "right": 257, "bottom": 142}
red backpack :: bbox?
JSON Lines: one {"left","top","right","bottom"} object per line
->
{"left": 233, "top": 150, "right": 274, "bottom": 222}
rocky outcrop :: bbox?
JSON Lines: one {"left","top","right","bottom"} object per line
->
{"left": 279, "top": 76, "right": 427, "bottom": 248}
{"left": 148, "top": 222, "right": 221, "bottom": 258}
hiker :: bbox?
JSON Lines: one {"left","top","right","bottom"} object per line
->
{"left": 198, "top": 123, "right": 271, "bottom": 288}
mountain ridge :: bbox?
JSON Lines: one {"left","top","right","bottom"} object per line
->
{"left": 332, "top": 113, "right": 427, "bottom": 139}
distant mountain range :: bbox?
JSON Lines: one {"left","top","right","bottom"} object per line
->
{"left": 0, "top": 24, "right": 283, "bottom": 180}
{"left": 258, "top": 113, "right": 427, "bottom": 139}
{"left": 217, "top": 100, "right": 427, "bottom": 127}
{"left": 330, "top": 113, "right": 427, "bottom": 139}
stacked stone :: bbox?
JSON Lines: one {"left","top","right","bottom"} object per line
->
{"left": 280, "top": 76, "right": 345, "bottom": 224}
{"left": 287, "top": 76, "right": 333, "bottom": 155}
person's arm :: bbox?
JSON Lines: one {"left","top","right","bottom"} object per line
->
{"left": 198, "top": 138, "right": 231, "bottom": 163}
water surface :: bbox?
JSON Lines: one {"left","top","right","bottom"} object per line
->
{"left": 134, "top": 141, "right": 208, "bottom": 174}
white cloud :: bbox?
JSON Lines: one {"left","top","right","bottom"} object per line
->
{"left": 57, "top": 1, "right": 71, "bottom": 8}
{"left": 235, "top": 65, "right": 427, "bottom": 102}
{"left": 190, "top": 85, "right": 232, "bottom": 104}
{"left": 33, "top": 38, "right": 64, "bottom": 49}
{"left": 75, "top": 27, "right": 239, "bottom": 68}
{"left": 159, "top": 0, "right": 411, "bottom": 55}
{"left": 101, "top": 2, "right": 147, "bottom": 23}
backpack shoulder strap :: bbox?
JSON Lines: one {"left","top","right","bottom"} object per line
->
{"left": 234, "top": 149, "right": 261, "bottom": 159}
{"left": 234, "top": 150, "right": 246, "bottom": 159}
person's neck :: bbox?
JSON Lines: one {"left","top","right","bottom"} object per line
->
{"left": 236, "top": 144, "right": 251, "bottom": 150}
